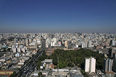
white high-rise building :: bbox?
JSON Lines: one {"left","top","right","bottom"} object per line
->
{"left": 21, "top": 48, "right": 25, "bottom": 53}
{"left": 85, "top": 58, "right": 90, "bottom": 72}
{"left": 112, "top": 39, "right": 115, "bottom": 46}
{"left": 12, "top": 48, "right": 16, "bottom": 53}
{"left": 85, "top": 57, "right": 96, "bottom": 73}
{"left": 88, "top": 40, "right": 93, "bottom": 48}
{"left": 24, "top": 46, "right": 27, "bottom": 50}
{"left": 17, "top": 48, "right": 21, "bottom": 52}
{"left": 90, "top": 57, "right": 96, "bottom": 73}
{"left": 26, "top": 38, "right": 29, "bottom": 46}
{"left": 82, "top": 42, "right": 87, "bottom": 48}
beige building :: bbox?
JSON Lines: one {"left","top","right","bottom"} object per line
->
{"left": 65, "top": 40, "right": 68, "bottom": 48}
{"left": 0, "top": 70, "right": 14, "bottom": 76}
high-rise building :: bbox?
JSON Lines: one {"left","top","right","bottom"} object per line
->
{"left": 113, "top": 59, "right": 116, "bottom": 72}
{"left": 109, "top": 47, "right": 116, "bottom": 58}
{"left": 35, "top": 42, "right": 38, "bottom": 49}
{"left": 21, "top": 39, "right": 25, "bottom": 45}
{"left": 65, "top": 40, "right": 68, "bottom": 48}
{"left": 21, "top": 48, "right": 25, "bottom": 53}
{"left": 85, "top": 57, "right": 96, "bottom": 73}
{"left": 109, "top": 48, "right": 114, "bottom": 58}
{"left": 88, "top": 40, "right": 93, "bottom": 48}
{"left": 112, "top": 39, "right": 115, "bottom": 46}
{"left": 17, "top": 48, "right": 21, "bottom": 52}
{"left": 82, "top": 42, "right": 87, "bottom": 48}
{"left": 41, "top": 37, "right": 46, "bottom": 49}
{"left": 12, "top": 48, "right": 16, "bottom": 53}
{"left": 110, "top": 39, "right": 115, "bottom": 46}
{"left": 0, "top": 44, "right": 1, "bottom": 49}
{"left": 103, "top": 58, "right": 113, "bottom": 72}
{"left": 113, "top": 53, "right": 116, "bottom": 59}
{"left": 14, "top": 38, "right": 17, "bottom": 44}
{"left": 18, "top": 40, "right": 21, "bottom": 45}
{"left": 29, "top": 39, "right": 32, "bottom": 43}
{"left": 26, "top": 38, "right": 29, "bottom": 46}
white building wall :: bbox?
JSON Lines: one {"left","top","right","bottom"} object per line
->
{"left": 19, "top": 45, "right": 23, "bottom": 48}
{"left": 16, "top": 45, "right": 18, "bottom": 48}
{"left": 108, "top": 59, "right": 113, "bottom": 72}
{"left": 90, "top": 58, "right": 96, "bottom": 73}
{"left": 82, "top": 42, "right": 87, "bottom": 48}
{"left": 85, "top": 58, "right": 90, "bottom": 72}
{"left": 12, "top": 45, "right": 15, "bottom": 49}
{"left": 112, "top": 40, "right": 115, "bottom": 46}
{"left": 24, "top": 46, "right": 27, "bottom": 50}
{"left": 82, "top": 42, "right": 84, "bottom": 48}
{"left": 104, "top": 59, "right": 108, "bottom": 72}
{"left": 21, "top": 48, "right": 25, "bottom": 53}
{"left": 85, "top": 57, "right": 96, "bottom": 73}
{"left": 12, "top": 48, "right": 16, "bottom": 53}
{"left": 17, "top": 48, "right": 21, "bottom": 52}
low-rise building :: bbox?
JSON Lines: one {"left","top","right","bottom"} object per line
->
{"left": 70, "top": 69, "right": 84, "bottom": 77}
{"left": 46, "top": 49, "right": 54, "bottom": 56}
{"left": 0, "top": 59, "right": 5, "bottom": 62}
{"left": 40, "top": 59, "right": 54, "bottom": 70}
{"left": 105, "top": 71, "right": 115, "bottom": 77}
{"left": 0, "top": 70, "right": 14, "bottom": 76}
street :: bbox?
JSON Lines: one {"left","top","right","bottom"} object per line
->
{"left": 17, "top": 49, "right": 43, "bottom": 77}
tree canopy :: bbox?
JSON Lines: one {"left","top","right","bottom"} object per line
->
{"left": 9, "top": 71, "right": 16, "bottom": 77}
{"left": 37, "top": 48, "right": 104, "bottom": 70}
{"left": 49, "top": 48, "right": 104, "bottom": 70}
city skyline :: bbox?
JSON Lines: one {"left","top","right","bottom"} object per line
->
{"left": 0, "top": 0, "right": 116, "bottom": 33}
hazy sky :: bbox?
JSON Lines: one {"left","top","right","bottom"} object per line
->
{"left": 0, "top": 0, "right": 116, "bottom": 33}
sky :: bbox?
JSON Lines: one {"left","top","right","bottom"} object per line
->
{"left": 0, "top": 0, "right": 116, "bottom": 33}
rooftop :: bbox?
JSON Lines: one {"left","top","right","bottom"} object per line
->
{"left": 44, "top": 59, "right": 53, "bottom": 63}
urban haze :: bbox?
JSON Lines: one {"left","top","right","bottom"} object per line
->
{"left": 0, "top": 0, "right": 116, "bottom": 77}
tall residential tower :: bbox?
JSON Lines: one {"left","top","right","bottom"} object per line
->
{"left": 85, "top": 57, "right": 96, "bottom": 73}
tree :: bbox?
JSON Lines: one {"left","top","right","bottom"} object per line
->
{"left": 52, "top": 56, "right": 57, "bottom": 65}
{"left": 37, "top": 49, "right": 104, "bottom": 70}
{"left": 81, "top": 69, "right": 88, "bottom": 77}
{"left": 37, "top": 61, "right": 41, "bottom": 69}
{"left": 9, "top": 71, "right": 16, "bottom": 77}
{"left": 68, "top": 62, "right": 74, "bottom": 67}
{"left": 49, "top": 49, "right": 104, "bottom": 69}
{"left": 38, "top": 72, "right": 42, "bottom": 77}
{"left": 59, "top": 62, "right": 64, "bottom": 68}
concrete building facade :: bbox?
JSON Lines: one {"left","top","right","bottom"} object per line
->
{"left": 85, "top": 57, "right": 96, "bottom": 73}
